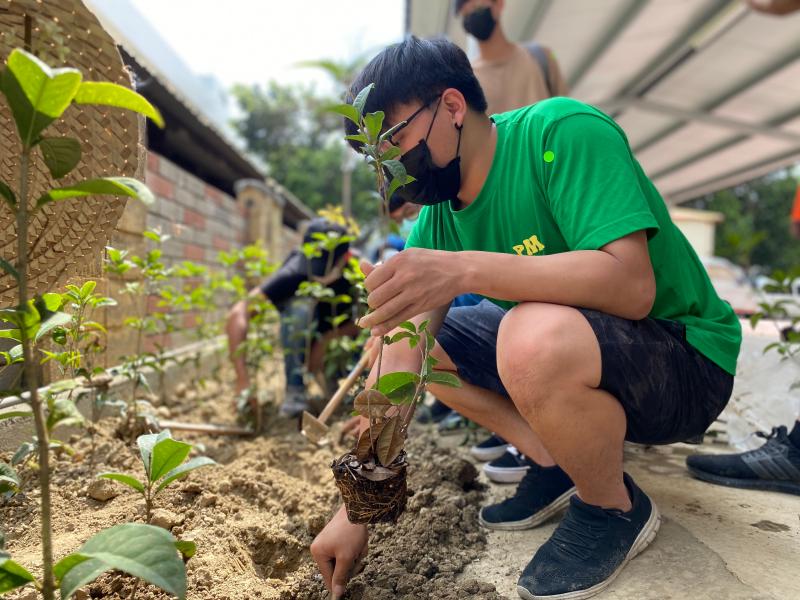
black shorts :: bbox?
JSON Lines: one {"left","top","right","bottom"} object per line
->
{"left": 436, "top": 299, "right": 734, "bottom": 445}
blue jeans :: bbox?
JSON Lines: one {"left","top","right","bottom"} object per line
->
{"left": 279, "top": 298, "right": 314, "bottom": 391}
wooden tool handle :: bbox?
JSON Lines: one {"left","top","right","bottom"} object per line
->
{"left": 318, "top": 353, "right": 370, "bottom": 424}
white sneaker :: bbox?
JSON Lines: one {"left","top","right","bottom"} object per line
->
{"left": 483, "top": 446, "right": 533, "bottom": 483}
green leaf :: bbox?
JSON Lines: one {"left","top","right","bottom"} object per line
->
{"left": 0, "top": 257, "right": 18, "bottom": 282}
{"left": 352, "top": 83, "right": 374, "bottom": 118}
{"left": 380, "top": 146, "right": 402, "bottom": 161}
{"left": 426, "top": 372, "right": 461, "bottom": 388}
{"left": 35, "top": 311, "right": 71, "bottom": 342}
{"left": 137, "top": 431, "right": 170, "bottom": 476}
{"left": 156, "top": 457, "right": 215, "bottom": 493}
{"left": 46, "top": 396, "right": 85, "bottom": 432}
{"left": 12, "top": 442, "right": 35, "bottom": 466}
{"left": 363, "top": 111, "right": 384, "bottom": 143}
{"left": 0, "top": 552, "right": 36, "bottom": 593}
{"left": 0, "top": 462, "right": 20, "bottom": 494}
{"left": 174, "top": 540, "right": 196, "bottom": 560}
{"left": 398, "top": 321, "right": 417, "bottom": 334}
{"left": 73, "top": 81, "right": 164, "bottom": 128}
{"left": 2, "top": 49, "right": 82, "bottom": 146}
{"left": 37, "top": 177, "right": 154, "bottom": 208}
{"left": 56, "top": 523, "right": 187, "bottom": 599}
{"left": 39, "top": 137, "right": 81, "bottom": 179}
{"left": 382, "top": 159, "right": 408, "bottom": 182}
{"left": 0, "top": 411, "right": 33, "bottom": 422}
{"left": 376, "top": 371, "right": 419, "bottom": 400}
{"left": 388, "top": 331, "right": 414, "bottom": 345}
{"left": 345, "top": 133, "right": 368, "bottom": 144}
{"left": 387, "top": 174, "right": 415, "bottom": 198}
{"left": 79, "top": 280, "right": 97, "bottom": 299}
{"left": 0, "top": 181, "right": 15, "bottom": 208}
{"left": 327, "top": 103, "right": 360, "bottom": 125}
{"left": 41, "top": 292, "right": 62, "bottom": 312}
{"left": 97, "top": 472, "right": 145, "bottom": 494}
{"left": 149, "top": 437, "right": 192, "bottom": 483}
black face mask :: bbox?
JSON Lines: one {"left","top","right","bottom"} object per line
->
{"left": 463, "top": 6, "right": 496, "bottom": 41}
{"left": 396, "top": 98, "right": 463, "bottom": 206}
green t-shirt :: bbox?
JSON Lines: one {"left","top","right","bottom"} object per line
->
{"left": 406, "top": 98, "right": 741, "bottom": 375}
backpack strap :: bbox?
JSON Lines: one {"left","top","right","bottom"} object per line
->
{"left": 524, "top": 41, "right": 553, "bottom": 97}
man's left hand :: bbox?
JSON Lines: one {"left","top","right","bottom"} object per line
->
{"left": 358, "top": 248, "right": 462, "bottom": 336}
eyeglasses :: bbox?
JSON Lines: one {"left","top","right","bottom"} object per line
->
{"left": 383, "top": 96, "right": 441, "bottom": 146}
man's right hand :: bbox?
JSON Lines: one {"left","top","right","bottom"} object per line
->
{"left": 310, "top": 506, "right": 368, "bottom": 599}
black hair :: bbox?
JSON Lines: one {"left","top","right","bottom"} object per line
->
{"left": 344, "top": 36, "right": 487, "bottom": 149}
{"left": 303, "top": 218, "right": 350, "bottom": 277}
{"left": 453, "top": 0, "right": 494, "bottom": 15}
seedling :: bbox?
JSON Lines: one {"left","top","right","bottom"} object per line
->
{"left": 327, "top": 85, "right": 460, "bottom": 523}
{"left": 0, "top": 42, "right": 165, "bottom": 599}
{"left": 98, "top": 430, "right": 215, "bottom": 522}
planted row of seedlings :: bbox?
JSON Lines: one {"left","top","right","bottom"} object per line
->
{"left": 0, "top": 45, "right": 374, "bottom": 599}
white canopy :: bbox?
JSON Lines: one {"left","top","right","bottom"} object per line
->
{"left": 407, "top": 0, "right": 800, "bottom": 203}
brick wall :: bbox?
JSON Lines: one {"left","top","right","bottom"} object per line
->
{"left": 98, "top": 152, "right": 294, "bottom": 365}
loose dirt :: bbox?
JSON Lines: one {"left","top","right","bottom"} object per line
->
{"left": 1, "top": 371, "right": 507, "bottom": 599}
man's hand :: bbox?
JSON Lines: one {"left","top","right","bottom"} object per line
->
{"left": 310, "top": 506, "right": 368, "bottom": 598}
{"left": 358, "top": 249, "right": 462, "bottom": 336}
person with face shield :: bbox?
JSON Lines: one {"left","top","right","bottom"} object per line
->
{"left": 454, "top": 0, "right": 569, "bottom": 117}
{"left": 310, "top": 37, "right": 741, "bottom": 600}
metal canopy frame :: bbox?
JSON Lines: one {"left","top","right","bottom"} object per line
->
{"left": 407, "top": 0, "right": 800, "bottom": 204}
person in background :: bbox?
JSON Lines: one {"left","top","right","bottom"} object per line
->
{"left": 454, "top": 0, "right": 568, "bottom": 116}
{"left": 455, "top": 0, "right": 569, "bottom": 466}
{"left": 682, "top": 0, "right": 800, "bottom": 500}
{"left": 226, "top": 218, "right": 358, "bottom": 418}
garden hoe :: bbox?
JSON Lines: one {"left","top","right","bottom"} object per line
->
{"left": 302, "top": 352, "right": 370, "bottom": 444}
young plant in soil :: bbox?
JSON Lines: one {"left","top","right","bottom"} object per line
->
{"left": 0, "top": 45, "right": 193, "bottom": 600}
{"left": 98, "top": 430, "right": 215, "bottom": 523}
{"left": 224, "top": 244, "right": 279, "bottom": 427}
{"left": 45, "top": 280, "right": 119, "bottom": 475}
{"left": 105, "top": 229, "right": 174, "bottom": 436}
{"left": 327, "top": 85, "right": 460, "bottom": 523}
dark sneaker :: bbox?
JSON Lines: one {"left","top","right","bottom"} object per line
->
{"left": 517, "top": 473, "right": 660, "bottom": 600}
{"left": 484, "top": 446, "right": 533, "bottom": 483}
{"left": 437, "top": 411, "right": 469, "bottom": 435}
{"left": 470, "top": 433, "right": 510, "bottom": 462}
{"left": 416, "top": 399, "right": 454, "bottom": 424}
{"left": 686, "top": 426, "right": 800, "bottom": 496}
{"left": 480, "top": 463, "right": 575, "bottom": 531}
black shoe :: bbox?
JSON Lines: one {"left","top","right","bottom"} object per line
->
{"left": 484, "top": 446, "right": 533, "bottom": 483}
{"left": 518, "top": 473, "right": 660, "bottom": 600}
{"left": 437, "top": 411, "right": 469, "bottom": 435}
{"left": 416, "top": 399, "right": 453, "bottom": 424}
{"left": 470, "top": 433, "right": 510, "bottom": 462}
{"left": 686, "top": 426, "right": 800, "bottom": 496}
{"left": 479, "top": 463, "right": 575, "bottom": 530}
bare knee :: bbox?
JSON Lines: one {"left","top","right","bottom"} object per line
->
{"left": 496, "top": 303, "right": 595, "bottom": 415}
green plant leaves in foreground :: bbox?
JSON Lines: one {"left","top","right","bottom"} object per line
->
{"left": 156, "top": 457, "right": 216, "bottom": 493}
{"left": 39, "top": 136, "right": 81, "bottom": 179}
{"left": 54, "top": 523, "right": 187, "bottom": 599}
{"left": 2, "top": 48, "right": 82, "bottom": 146}
{"left": 0, "top": 462, "right": 21, "bottom": 494}
{"left": 37, "top": 177, "right": 154, "bottom": 208}
{"left": 73, "top": 81, "right": 164, "bottom": 128}
{"left": 0, "top": 550, "right": 36, "bottom": 594}
{"left": 97, "top": 472, "right": 145, "bottom": 494}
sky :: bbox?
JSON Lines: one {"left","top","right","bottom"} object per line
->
{"left": 126, "top": 0, "right": 406, "bottom": 94}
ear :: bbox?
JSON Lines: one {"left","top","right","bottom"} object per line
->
{"left": 493, "top": 0, "right": 504, "bottom": 18}
{"left": 441, "top": 88, "right": 468, "bottom": 128}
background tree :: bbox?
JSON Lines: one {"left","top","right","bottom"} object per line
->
{"left": 688, "top": 171, "right": 800, "bottom": 272}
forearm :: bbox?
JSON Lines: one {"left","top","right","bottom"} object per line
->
{"left": 459, "top": 249, "right": 655, "bottom": 320}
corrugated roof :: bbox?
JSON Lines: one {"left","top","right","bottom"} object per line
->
{"left": 408, "top": 0, "right": 800, "bottom": 203}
